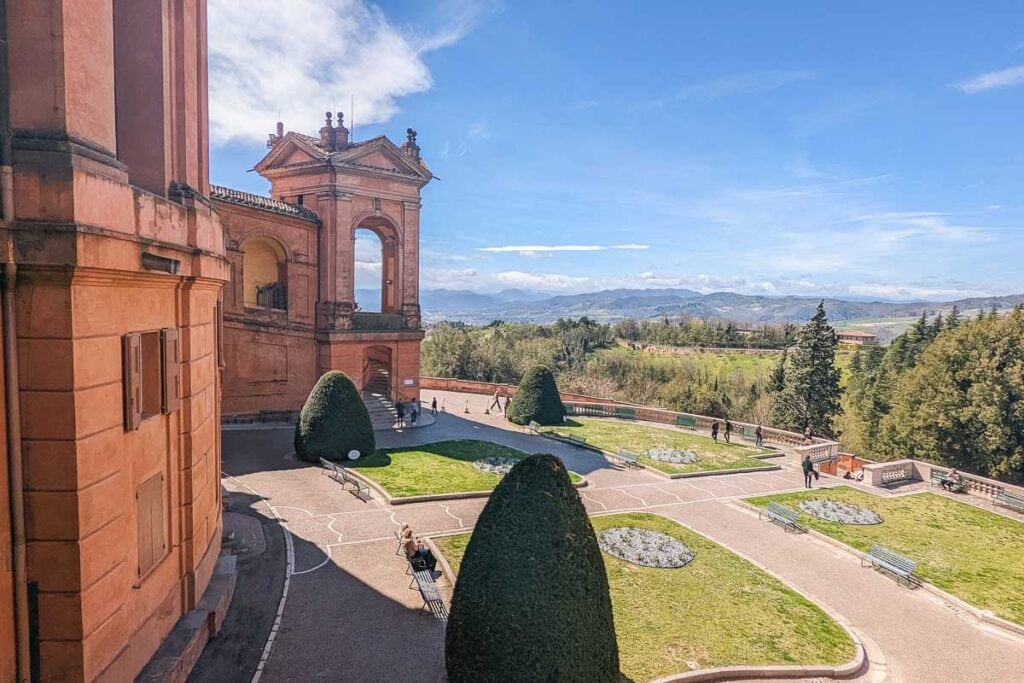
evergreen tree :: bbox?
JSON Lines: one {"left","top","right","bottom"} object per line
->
{"left": 506, "top": 365, "right": 567, "bottom": 425}
{"left": 294, "top": 371, "right": 375, "bottom": 462}
{"left": 771, "top": 302, "right": 842, "bottom": 436}
{"left": 768, "top": 349, "right": 787, "bottom": 393}
{"left": 945, "top": 305, "right": 962, "bottom": 331}
{"left": 446, "top": 454, "right": 620, "bottom": 682}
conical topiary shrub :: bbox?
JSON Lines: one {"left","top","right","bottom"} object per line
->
{"left": 293, "top": 371, "right": 375, "bottom": 463}
{"left": 505, "top": 365, "right": 566, "bottom": 425}
{"left": 445, "top": 454, "right": 619, "bottom": 683}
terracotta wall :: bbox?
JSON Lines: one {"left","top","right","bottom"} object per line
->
{"left": 0, "top": 308, "right": 13, "bottom": 683}
{"left": 221, "top": 323, "right": 318, "bottom": 417}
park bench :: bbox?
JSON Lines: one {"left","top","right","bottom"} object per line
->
{"left": 527, "top": 420, "right": 541, "bottom": 435}
{"left": 674, "top": 415, "right": 697, "bottom": 430}
{"left": 739, "top": 425, "right": 759, "bottom": 443}
{"left": 614, "top": 407, "right": 637, "bottom": 420}
{"left": 993, "top": 491, "right": 1024, "bottom": 514}
{"left": 930, "top": 470, "right": 965, "bottom": 493}
{"left": 861, "top": 543, "right": 920, "bottom": 587}
{"left": 412, "top": 570, "right": 449, "bottom": 621}
{"left": 613, "top": 448, "right": 641, "bottom": 469}
{"left": 566, "top": 434, "right": 589, "bottom": 449}
{"left": 321, "top": 460, "right": 372, "bottom": 500}
{"left": 759, "top": 501, "right": 806, "bottom": 533}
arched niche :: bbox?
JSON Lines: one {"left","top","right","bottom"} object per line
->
{"left": 241, "top": 236, "right": 288, "bottom": 310}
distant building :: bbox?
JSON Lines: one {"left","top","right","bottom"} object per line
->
{"left": 837, "top": 329, "right": 880, "bottom": 346}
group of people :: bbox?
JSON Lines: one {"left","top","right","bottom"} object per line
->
{"left": 709, "top": 420, "right": 765, "bottom": 447}
{"left": 399, "top": 523, "right": 437, "bottom": 571}
{"left": 394, "top": 397, "right": 439, "bottom": 427}
{"left": 939, "top": 468, "right": 963, "bottom": 491}
{"left": 488, "top": 390, "right": 510, "bottom": 413}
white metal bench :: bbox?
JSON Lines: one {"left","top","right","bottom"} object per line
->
{"left": 862, "top": 543, "right": 920, "bottom": 587}
{"left": 319, "top": 457, "right": 371, "bottom": 499}
{"left": 526, "top": 420, "right": 541, "bottom": 435}
{"left": 412, "top": 570, "right": 448, "bottom": 621}
{"left": 994, "top": 491, "right": 1024, "bottom": 514}
{"left": 759, "top": 501, "right": 806, "bottom": 533}
{"left": 613, "top": 448, "right": 640, "bottom": 469}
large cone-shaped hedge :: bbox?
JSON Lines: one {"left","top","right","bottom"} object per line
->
{"left": 294, "top": 371, "right": 375, "bottom": 463}
{"left": 445, "top": 454, "right": 619, "bottom": 683}
{"left": 505, "top": 365, "right": 566, "bottom": 426}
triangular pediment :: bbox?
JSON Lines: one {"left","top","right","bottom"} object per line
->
{"left": 332, "top": 137, "right": 431, "bottom": 181}
{"left": 253, "top": 133, "right": 328, "bottom": 173}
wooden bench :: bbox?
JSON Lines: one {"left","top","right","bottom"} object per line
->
{"left": 526, "top": 420, "right": 541, "bottom": 435}
{"left": 674, "top": 415, "right": 697, "bottom": 430}
{"left": 614, "top": 407, "right": 637, "bottom": 420}
{"left": 613, "top": 448, "right": 640, "bottom": 469}
{"left": 862, "top": 543, "right": 920, "bottom": 587}
{"left": 759, "top": 501, "right": 806, "bottom": 533}
{"left": 994, "top": 491, "right": 1024, "bottom": 514}
{"left": 412, "top": 570, "right": 449, "bottom": 621}
{"left": 930, "top": 471, "right": 965, "bottom": 493}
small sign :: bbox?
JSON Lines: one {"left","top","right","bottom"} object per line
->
{"left": 347, "top": 450, "right": 361, "bottom": 460}
{"left": 403, "top": 378, "right": 415, "bottom": 386}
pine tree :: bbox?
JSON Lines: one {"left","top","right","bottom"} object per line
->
{"left": 771, "top": 302, "right": 842, "bottom": 436}
{"left": 945, "top": 305, "right": 962, "bottom": 331}
{"left": 768, "top": 349, "right": 787, "bottom": 393}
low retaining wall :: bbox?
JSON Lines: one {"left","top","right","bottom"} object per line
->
{"left": 861, "top": 459, "right": 1023, "bottom": 500}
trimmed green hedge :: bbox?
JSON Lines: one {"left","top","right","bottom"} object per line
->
{"left": 445, "top": 454, "right": 619, "bottom": 682}
{"left": 505, "top": 365, "right": 566, "bottom": 426}
{"left": 294, "top": 371, "right": 375, "bottom": 463}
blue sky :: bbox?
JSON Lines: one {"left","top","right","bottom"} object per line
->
{"left": 208, "top": 1, "right": 1024, "bottom": 301}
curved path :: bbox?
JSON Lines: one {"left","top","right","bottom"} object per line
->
{"left": 219, "top": 390, "right": 1024, "bottom": 683}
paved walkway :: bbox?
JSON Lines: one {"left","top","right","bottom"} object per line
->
{"left": 219, "top": 390, "right": 1024, "bottom": 682}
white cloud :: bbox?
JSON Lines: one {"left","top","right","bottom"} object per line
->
{"left": 467, "top": 122, "right": 490, "bottom": 140}
{"left": 493, "top": 271, "right": 591, "bottom": 290}
{"left": 677, "top": 69, "right": 818, "bottom": 101}
{"left": 207, "top": 0, "right": 491, "bottom": 144}
{"left": 956, "top": 65, "right": 1024, "bottom": 93}
{"left": 477, "top": 244, "right": 650, "bottom": 256}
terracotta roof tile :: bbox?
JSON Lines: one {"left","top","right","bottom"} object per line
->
{"left": 210, "top": 185, "right": 320, "bottom": 222}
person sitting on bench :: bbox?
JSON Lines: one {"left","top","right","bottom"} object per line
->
{"left": 940, "top": 469, "right": 963, "bottom": 491}
{"left": 406, "top": 537, "right": 437, "bottom": 571}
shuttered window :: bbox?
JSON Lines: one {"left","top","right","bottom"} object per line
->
{"left": 136, "top": 473, "right": 167, "bottom": 577}
{"left": 123, "top": 327, "right": 181, "bottom": 431}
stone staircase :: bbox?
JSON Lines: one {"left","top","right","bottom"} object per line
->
{"left": 362, "top": 361, "right": 398, "bottom": 429}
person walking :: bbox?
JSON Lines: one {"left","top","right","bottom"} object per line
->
{"left": 410, "top": 399, "right": 418, "bottom": 425}
{"left": 755, "top": 424, "right": 764, "bottom": 448}
{"left": 723, "top": 419, "right": 733, "bottom": 444}
{"left": 802, "top": 454, "right": 815, "bottom": 488}
{"left": 489, "top": 389, "right": 503, "bottom": 412}
{"left": 430, "top": 397, "right": 438, "bottom": 416}
{"left": 803, "top": 425, "right": 813, "bottom": 445}
{"left": 395, "top": 401, "right": 406, "bottom": 428}
{"left": 711, "top": 420, "right": 719, "bottom": 442}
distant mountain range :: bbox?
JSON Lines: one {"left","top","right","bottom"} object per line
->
{"left": 354, "top": 287, "right": 1024, "bottom": 335}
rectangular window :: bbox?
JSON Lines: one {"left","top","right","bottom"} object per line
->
{"left": 136, "top": 473, "right": 167, "bottom": 578}
{"left": 123, "top": 327, "right": 181, "bottom": 431}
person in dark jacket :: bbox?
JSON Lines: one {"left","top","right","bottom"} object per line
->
{"left": 395, "top": 401, "right": 406, "bottom": 428}
{"left": 710, "top": 420, "right": 719, "bottom": 442}
{"left": 755, "top": 424, "right": 764, "bottom": 448}
{"left": 802, "top": 454, "right": 815, "bottom": 488}
{"left": 723, "top": 419, "right": 733, "bottom": 443}
{"left": 430, "top": 397, "right": 438, "bottom": 416}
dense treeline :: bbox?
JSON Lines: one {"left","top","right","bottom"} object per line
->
{"left": 614, "top": 317, "right": 798, "bottom": 349}
{"left": 843, "top": 306, "right": 1024, "bottom": 483}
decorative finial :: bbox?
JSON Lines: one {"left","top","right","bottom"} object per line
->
{"left": 337, "top": 112, "right": 345, "bottom": 127}
{"left": 325, "top": 111, "right": 333, "bottom": 126}
{"left": 407, "top": 128, "right": 417, "bottom": 145}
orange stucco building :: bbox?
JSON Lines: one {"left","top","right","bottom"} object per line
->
{"left": 1, "top": 1, "right": 233, "bottom": 680}
{"left": 215, "top": 115, "right": 432, "bottom": 421}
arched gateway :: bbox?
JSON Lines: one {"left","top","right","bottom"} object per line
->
{"left": 214, "top": 115, "right": 432, "bottom": 419}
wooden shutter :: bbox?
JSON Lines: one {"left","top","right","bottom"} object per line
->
{"left": 136, "top": 473, "right": 166, "bottom": 577}
{"left": 161, "top": 328, "right": 180, "bottom": 413}
{"left": 123, "top": 333, "right": 143, "bottom": 431}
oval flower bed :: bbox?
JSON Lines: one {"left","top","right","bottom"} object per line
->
{"left": 647, "top": 446, "right": 699, "bottom": 464}
{"left": 598, "top": 527, "right": 695, "bottom": 568}
{"left": 799, "top": 499, "right": 882, "bottom": 525}
{"left": 471, "top": 456, "right": 519, "bottom": 476}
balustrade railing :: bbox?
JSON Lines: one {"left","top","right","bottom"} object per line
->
{"left": 255, "top": 281, "right": 287, "bottom": 310}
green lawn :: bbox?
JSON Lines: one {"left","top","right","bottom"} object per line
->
{"left": 348, "top": 440, "right": 582, "bottom": 498}
{"left": 747, "top": 487, "right": 1024, "bottom": 626}
{"left": 433, "top": 512, "right": 855, "bottom": 681}
{"left": 543, "top": 417, "right": 775, "bottom": 474}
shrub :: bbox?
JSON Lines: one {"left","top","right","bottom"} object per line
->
{"left": 445, "top": 454, "right": 619, "bottom": 682}
{"left": 506, "top": 365, "right": 566, "bottom": 425}
{"left": 293, "top": 371, "right": 375, "bottom": 463}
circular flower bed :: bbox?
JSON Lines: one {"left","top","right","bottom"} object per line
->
{"left": 598, "top": 527, "right": 695, "bottom": 568}
{"left": 472, "top": 456, "right": 520, "bottom": 476}
{"left": 646, "top": 446, "right": 699, "bottom": 464}
{"left": 799, "top": 499, "right": 882, "bottom": 525}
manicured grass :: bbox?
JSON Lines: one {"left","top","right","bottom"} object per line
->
{"left": 543, "top": 417, "right": 775, "bottom": 474}
{"left": 747, "top": 487, "right": 1024, "bottom": 626}
{"left": 348, "top": 440, "right": 582, "bottom": 498}
{"left": 433, "top": 512, "right": 855, "bottom": 681}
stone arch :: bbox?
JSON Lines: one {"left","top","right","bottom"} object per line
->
{"left": 361, "top": 344, "right": 394, "bottom": 399}
{"left": 241, "top": 235, "right": 288, "bottom": 310}
{"left": 351, "top": 213, "right": 401, "bottom": 314}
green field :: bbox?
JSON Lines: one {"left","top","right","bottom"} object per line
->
{"left": 349, "top": 440, "right": 582, "bottom": 498}
{"left": 543, "top": 417, "right": 775, "bottom": 474}
{"left": 599, "top": 346, "right": 779, "bottom": 378}
{"left": 433, "top": 512, "right": 855, "bottom": 681}
{"left": 747, "top": 487, "right": 1024, "bottom": 625}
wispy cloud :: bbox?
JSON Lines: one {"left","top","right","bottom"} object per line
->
{"left": 477, "top": 244, "right": 650, "bottom": 256}
{"left": 207, "top": 0, "right": 493, "bottom": 144}
{"left": 676, "top": 69, "right": 818, "bottom": 101}
{"left": 956, "top": 64, "right": 1024, "bottom": 93}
